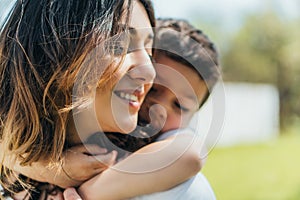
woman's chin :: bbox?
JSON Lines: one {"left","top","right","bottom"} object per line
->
{"left": 114, "top": 119, "right": 137, "bottom": 134}
{"left": 118, "top": 125, "right": 136, "bottom": 134}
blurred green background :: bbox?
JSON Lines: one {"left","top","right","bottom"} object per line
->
{"left": 153, "top": 0, "right": 300, "bottom": 199}
{"left": 203, "top": 129, "right": 300, "bottom": 200}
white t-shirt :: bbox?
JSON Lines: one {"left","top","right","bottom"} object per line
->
{"left": 131, "top": 128, "right": 216, "bottom": 200}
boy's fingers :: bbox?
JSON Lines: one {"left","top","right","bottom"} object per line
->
{"left": 68, "top": 144, "right": 107, "bottom": 155}
{"left": 83, "top": 144, "right": 108, "bottom": 155}
{"left": 92, "top": 150, "right": 118, "bottom": 167}
{"left": 63, "top": 188, "right": 82, "bottom": 200}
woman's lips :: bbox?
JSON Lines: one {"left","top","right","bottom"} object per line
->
{"left": 117, "top": 91, "right": 138, "bottom": 101}
{"left": 114, "top": 89, "right": 143, "bottom": 109}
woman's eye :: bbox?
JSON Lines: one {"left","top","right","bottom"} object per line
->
{"left": 175, "top": 102, "right": 189, "bottom": 112}
{"left": 112, "top": 41, "right": 127, "bottom": 56}
{"left": 114, "top": 46, "right": 125, "bottom": 55}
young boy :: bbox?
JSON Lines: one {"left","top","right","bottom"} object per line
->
{"left": 2, "top": 18, "right": 220, "bottom": 199}
{"left": 75, "top": 18, "right": 220, "bottom": 200}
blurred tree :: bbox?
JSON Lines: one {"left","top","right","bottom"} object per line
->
{"left": 221, "top": 11, "right": 300, "bottom": 131}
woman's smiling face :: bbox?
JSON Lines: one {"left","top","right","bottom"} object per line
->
{"left": 94, "top": 1, "right": 155, "bottom": 134}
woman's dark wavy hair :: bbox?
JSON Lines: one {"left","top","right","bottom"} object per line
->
{"left": 0, "top": 0, "right": 155, "bottom": 195}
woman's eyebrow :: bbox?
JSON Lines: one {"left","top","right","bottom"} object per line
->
{"left": 128, "top": 26, "right": 154, "bottom": 41}
{"left": 116, "top": 24, "right": 137, "bottom": 35}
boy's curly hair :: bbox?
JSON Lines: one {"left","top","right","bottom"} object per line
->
{"left": 154, "top": 18, "right": 220, "bottom": 102}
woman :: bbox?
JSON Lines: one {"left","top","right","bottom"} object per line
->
{"left": 1, "top": 1, "right": 206, "bottom": 199}
{"left": 0, "top": 0, "right": 155, "bottom": 198}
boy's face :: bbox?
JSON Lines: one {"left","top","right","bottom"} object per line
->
{"left": 138, "top": 54, "right": 208, "bottom": 134}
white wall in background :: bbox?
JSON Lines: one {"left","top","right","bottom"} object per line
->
{"left": 190, "top": 82, "right": 279, "bottom": 147}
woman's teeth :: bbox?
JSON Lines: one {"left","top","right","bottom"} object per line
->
{"left": 119, "top": 92, "right": 138, "bottom": 102}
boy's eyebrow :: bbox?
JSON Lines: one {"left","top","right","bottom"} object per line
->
{"left": 156, "top": 74, "right": 198, "bottom": 104}
{"left": 178, "top": 87, "right": 198, "bottom": 104}
{"left": 185, "top": 94, "right": 198, "bottom": 104}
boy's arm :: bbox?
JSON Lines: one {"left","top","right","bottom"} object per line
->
{"left": 0, "top": 143, "right": 116, "bottom": 188}
{"left": 78, "top": 132, "right": 203, "bottom": 200}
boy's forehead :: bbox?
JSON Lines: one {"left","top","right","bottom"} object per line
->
{"left": 155, "top": 68, "right": 194, "bottom": 94}
{"left": 153, "top": 56, "right": 207, "bottom": 105}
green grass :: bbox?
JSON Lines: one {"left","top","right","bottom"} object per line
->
{"left": 202, "top": 132, "right": 300, "bottom": 200}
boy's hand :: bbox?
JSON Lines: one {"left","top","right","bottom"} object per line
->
{"left": 63, "top": 188, "right": 82, "bottom": 200}
{"left": 61, "top": 144, "right": 118, "bottom": 185}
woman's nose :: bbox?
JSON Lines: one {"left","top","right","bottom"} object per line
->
{"left": 127, "top": 50, "right": 156, "bottom": 84}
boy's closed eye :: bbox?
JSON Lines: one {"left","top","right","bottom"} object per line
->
{"left": 174, "top": 101, "right": 190, "bottom": 112}
{"left": 148, "top": 85, "right": 191, "bottom": 113}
